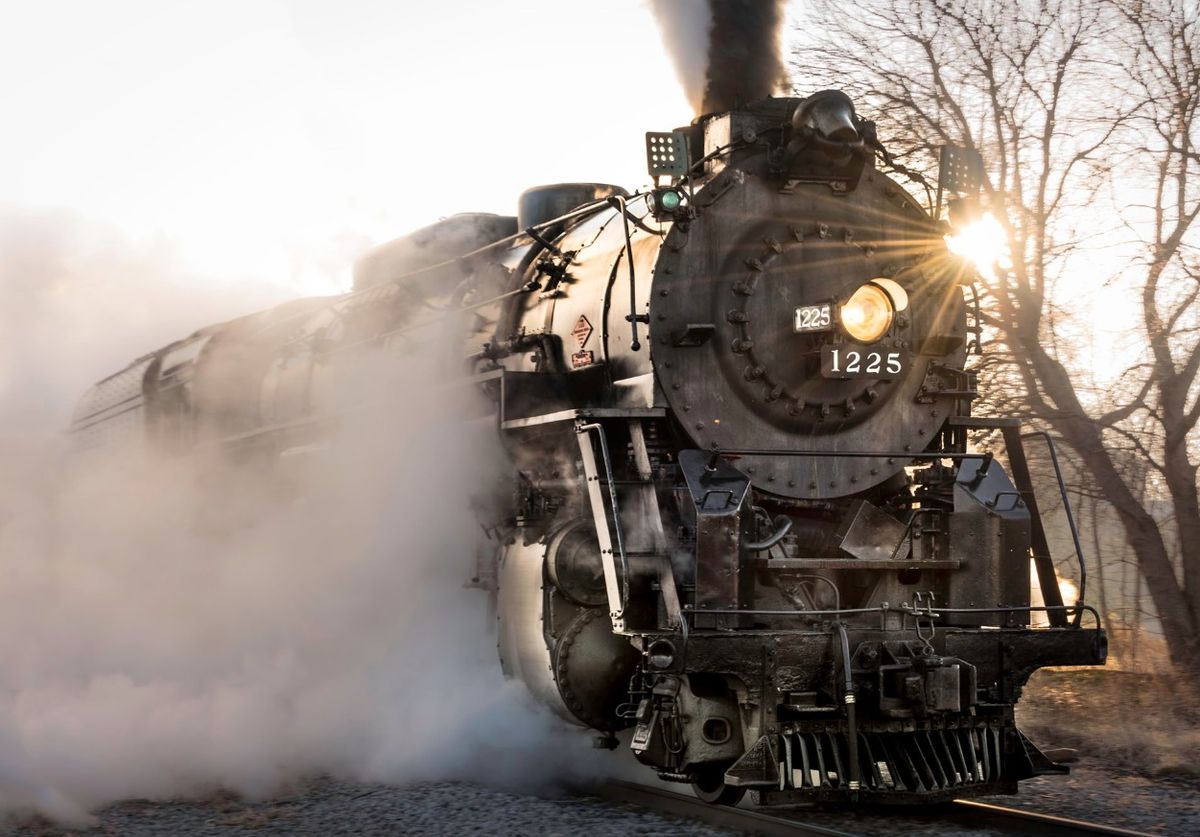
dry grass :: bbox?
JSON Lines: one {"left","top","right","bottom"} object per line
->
{"left": 1019, "top": 669, "right": 1200, "bottom": 778}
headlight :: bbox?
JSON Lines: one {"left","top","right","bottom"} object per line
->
{"left": 839, "top": 283, "right": 895, "bottom": 343}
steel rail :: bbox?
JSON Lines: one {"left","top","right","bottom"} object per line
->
{"left": 595, "top": 780, "right": 1158, "bottom": 837}
{"left": 944, "top": 800, "right": 1159, "bottom": 837}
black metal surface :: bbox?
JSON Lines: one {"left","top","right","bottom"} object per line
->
{"left": 647, "top": 145, "right": 965, "bottom": 499}
{"left": 679, "top": 449, "right": 752, "bottom": 626}
{"left": 950, "top": 455, "right": 1032, "bottom": 628}
{"left": 551, "top": 607, "right": 640, "bottom": 731}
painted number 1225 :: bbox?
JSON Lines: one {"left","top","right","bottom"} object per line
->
{"left": 822, "top": 347, "right": 904, "bottom": 378}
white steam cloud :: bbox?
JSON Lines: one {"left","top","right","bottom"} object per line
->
{"left": 0, "top": 212, "right": 594, "bottom": 823}
{"left": 0, "top": 207, "right": 297, "bottom": 431}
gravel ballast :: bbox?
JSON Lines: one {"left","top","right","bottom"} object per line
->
{"left": 0, "top": 779, "right": 738, "bottom": 837}
{"left": 4, "top": 764, "right": 1198, "bottom": 837}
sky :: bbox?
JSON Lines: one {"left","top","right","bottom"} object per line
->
{"left": 0, "top": 0, "right": 1133, "bottom": 409}
{"left": 0, "top": 0, "right": 716, "bottom": 296}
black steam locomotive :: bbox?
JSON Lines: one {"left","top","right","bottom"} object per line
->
{"left": 72, "top": 92, "right": 1105, "bottom": 805}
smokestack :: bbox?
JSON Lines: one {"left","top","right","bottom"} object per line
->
{"left": 650, "top": 0, "right": 790, "bottom": 116}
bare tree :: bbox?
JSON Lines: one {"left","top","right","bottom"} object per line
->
{"left": 793, "top": 0, "right": 1200, "bottom": 677}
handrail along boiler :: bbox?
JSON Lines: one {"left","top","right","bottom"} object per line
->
{"left": 70, "top": 92, "right": 1106, "bottom": 806}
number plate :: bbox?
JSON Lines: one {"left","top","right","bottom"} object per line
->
{"left": 821, "top": 346, "right": 906, "bottom": 379}
{"left": 794, "top": 303, "right": 833, "bottom": 333}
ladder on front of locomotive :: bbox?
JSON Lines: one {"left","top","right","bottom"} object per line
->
{"left": 575, "top": 96, "right": 1101, "bottom": 807}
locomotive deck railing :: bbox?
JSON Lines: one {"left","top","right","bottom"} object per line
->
{"left": 678, "top": 602, "right": 1102, "bottom": 630}
{"left": 570, "top": 408, "right": 1090, "bottom": 634}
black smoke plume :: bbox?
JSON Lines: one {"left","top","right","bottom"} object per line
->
{"left": 703, "top": 0, "right": 789, "bottom": 113}
{"left": 649, "top": 0, "right": 789, "bottom": 115}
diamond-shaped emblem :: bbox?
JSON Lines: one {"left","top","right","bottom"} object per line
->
{"left": 572, "top": 315, "right": 593, "bottom": 348}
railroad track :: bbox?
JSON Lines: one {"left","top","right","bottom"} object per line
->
{"left": 595, "top": 780, "right": 1159, "bottom": 837}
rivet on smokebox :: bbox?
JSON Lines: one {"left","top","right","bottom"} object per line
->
{"left": 695, "top": 422, "right": 704, "bottom": 430}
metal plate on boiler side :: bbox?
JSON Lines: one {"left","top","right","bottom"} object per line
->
{"left": 835, "top": 500, "right": 910, "bottom": 562}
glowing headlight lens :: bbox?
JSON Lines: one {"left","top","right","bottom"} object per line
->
{"left": 839, "top": 283, "right": 895, "bottom": 343}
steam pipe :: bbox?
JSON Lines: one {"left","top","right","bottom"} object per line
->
{"left": 745, "top": 516, "right": 792, "bottom": 552}
{"left": 833, "top": 623, "right": 861, "bottom": 796}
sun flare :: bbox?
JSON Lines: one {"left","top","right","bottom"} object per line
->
{"left": 945, "top": 212, "right": 1009, "bottom": 280}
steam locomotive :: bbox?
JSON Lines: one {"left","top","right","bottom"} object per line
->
{"left": 72, "top": 92, "right": 1106, "bottom": 805}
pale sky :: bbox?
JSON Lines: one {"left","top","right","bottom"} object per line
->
{"left": 0, "top": 0, "right": 1133, "bottom": 393}
{"left": 0, "top": 0, "right": 717, "bottom": 295}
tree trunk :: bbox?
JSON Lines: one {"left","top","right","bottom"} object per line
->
{"left": 1021, "top": 338, "right": 1200, "bottom": 680}
{"left": 1068, "top": 425, "right": 1200, "bottom": 676}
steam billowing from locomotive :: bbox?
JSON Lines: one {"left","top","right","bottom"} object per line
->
{"left": 0, "top": 215, "right": 595, "bottom": 822}
{"left": 649, "top": 0, "right": 790, "bottom": 113}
